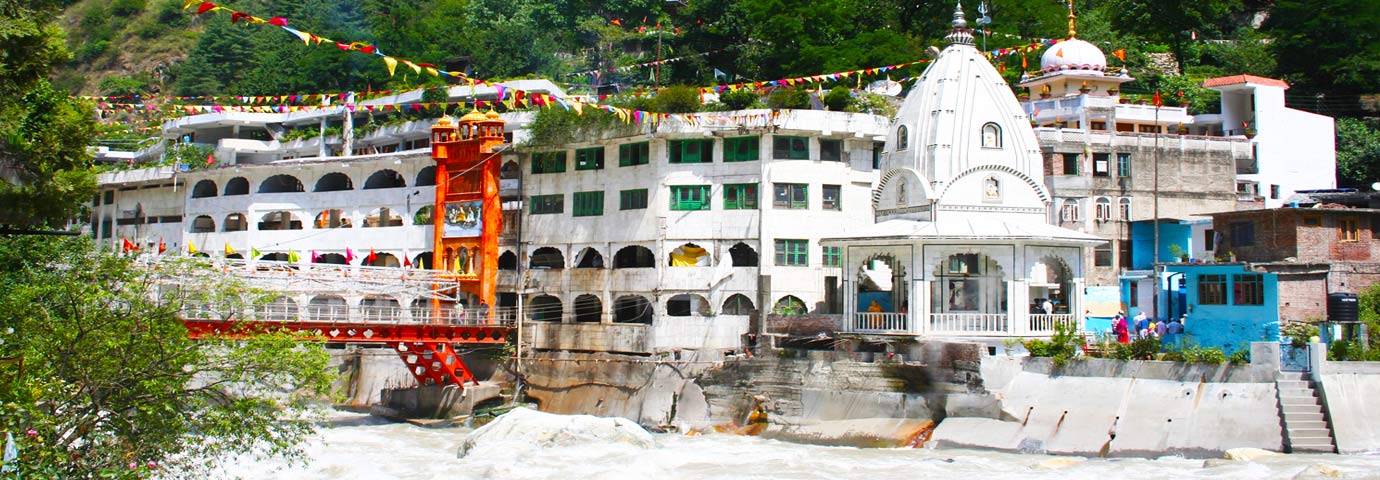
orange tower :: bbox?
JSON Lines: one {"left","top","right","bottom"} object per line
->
{"left": 429, "top": 110, "right": 505, "bottom": 318}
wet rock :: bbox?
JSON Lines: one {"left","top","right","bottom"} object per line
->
{"left": 1223, "top": 447, "right": 1282, "bottom": 461}
{"left": 1034, "top": 457, "right": 1086, "bottom": 469}
{"left": 929, "top": 417, "right": 1029, "bottom": 452}
{"left": 1293, "top": 463, "right": 1343, "bottom": 479}
{"left": 1202, "top": 459, "right": 1237, "bottom": 468}
{"left": 456, "top": 407, "right": 655, "bottom": 458}
{"left": 758, "top": 418, "right": 935, "bottom": 448}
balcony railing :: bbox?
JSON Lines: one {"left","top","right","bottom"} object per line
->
{"left": 849, "top": 312, "right": 909, "bottom": 333}
{"left": 1028, "top": 314, "right": 1076, "bottom": 335}
{"left": 930, "top": 313, "right": 1009, "bottom": 334}
{"left": 180, "top": 301, "right": 516, "bottom": 326}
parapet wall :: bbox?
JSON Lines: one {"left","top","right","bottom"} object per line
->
{"left": 932, "top": 356, "right": 1284, "bottom": 457}
{"left": 1317, "top": 360, "right": 1380, "bottom": 454}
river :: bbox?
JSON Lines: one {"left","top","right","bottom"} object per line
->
{"left": 221, "top": 411, "right": 1380, "bottom": 479}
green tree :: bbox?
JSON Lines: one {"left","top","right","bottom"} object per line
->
{"left": 1105, "top": 0, "right": 1244, "bottom": 74}
{"left": 1336, "top": 118, "right": 1380, "bottom": 189}
{"left": 1265, "top": 0, "right": 1380, "bottom": 94}
{"left": 0, "top": 0, "right": 97, "bottom": 228}
{"left": 0, "top": 236, "right": 333, "bottom": 478}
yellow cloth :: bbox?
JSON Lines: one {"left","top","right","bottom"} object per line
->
{"left": 670, "top": 246, "right": 708, "bottom": 266}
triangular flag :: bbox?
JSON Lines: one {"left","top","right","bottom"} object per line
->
{"left": 1111, "top": 49, "right": 1126, "bottom": 62}
{"left": 383, "top": 57, "right": 398, "bottom": 76}
{"left": 1153, "top": 91, "right": 1162, "bottom": 108}
{"left": 251, "top": 247, "right": 262, "bottom": 258}
{"left": 366, "top": 248, "right": 378, "bottom": 265}
{"left": 404, "top": 255, "right": 413, "bottom": 267}
{"left": 288, "top": 250, "right": 301, "bottom": 263}
{"left": 224, "top": 243, "right": 236, "bottom": 256}
{"left": 345, "top": 248, "right": 355, "bottom": 263}
{"left": 188, "top": 241, "right": 197, "bottom": 255}
{"left": 158, "top": 237, "right": 167, "bottom": 254}
{"left": 206, "top": 153, "right": 215, "bottom": 166}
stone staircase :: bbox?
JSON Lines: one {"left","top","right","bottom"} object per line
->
{"left": 1277, "top": 372, "right": 1337, "bottom": 453}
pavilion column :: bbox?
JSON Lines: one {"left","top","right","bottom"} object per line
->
{"left": 912, "top": 280, "right": 929, "bottom": 335}
{"left": 1010, "top": 279, "right": 1030, "bottom": 336}
{"left": 1072, "top": 278, "right": 1087, "bottom": 332}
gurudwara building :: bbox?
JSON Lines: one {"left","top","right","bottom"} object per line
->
{"left": 822, "top": 6, "right": 1101, "bottom": 339}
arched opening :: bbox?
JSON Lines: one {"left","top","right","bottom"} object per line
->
{"left": 225, "top": 253, "right": 244, "bottom": 260}
{"left": 223, "top": 213, "right": 248, "bottom": 232}
{"left": 932, "top": 254, "right": 1009, "bottom": 332}
{"left": 364, "top": 169, "right": 406, "bottom": 189}
{"left": 856, "top": 254, "right": 907, "bottom": 314}
{"left": 500, "top": 161, "right": 519, "bottom": 179}
{"left": 255, "top": 296, "right": 297, "bottom": 321}
{"left": 412, "top": 252, "right": 433, "bottom": 269}
{"left": 413, "top": 205, "right": 433, "bottom": 225}
{"left": 666, "top": 293, "right": 710, "bottom": 317}
{"left": 573, "top": 294, "right": 602, "bottom": 323}
{"left": 896, "top": 125, "right": 909, "bottom": 151}
{"left": 314, "top": 209, "right": 351, "bottom": 228}
{"left": 613, "top": 295, "right": 653, "bottom": 324}
{"left": 191, "top": 215, "right": 216, "bottom": 233}
{"left": 364, "top": 252, "right": 401, "bottom": 267}
{"left": 722, "top": 294, "right": 755, "bottom": 315}
{"left": 498, "top": 250, "right": 518, "bottom": 270}
{"left": 258, "top": 174, "right": 304, "bottom": 193}
{"left": 980, "top": 122, "right": 1002, "bottom": 149}
{"left": 363, "top": 207, "right": 404, "bottom": 227}
{"left": 224, "top": 177, "right": 249, "bottom": 196}
{"left": 729, "top": 243, "right": 759, "bottom": 267}
{"left": 259, "top": 252, "right": 290, "bottom": 262}
{"left": 575, "top": 247, "right": 605, "bottom": 268}
{"left": 415, "top": 166, "right": 437, "bottom": 186}
{"left": 360, "top": 296, "right": 401, "bottom": 322}
{"left": 306, "top": 295, "right": 348, "bottom": 322}
{"left": 314, "top": 172, "right": 354, "bottom": 192}
{"left": 315, "top": 253, "right": 347, "bottom": 265}
{"left": 191, "top": 180, "right": 218, "bottom": 198}
{"left": 613, "top": 245, "right": 655, "bottom": 268}
{"left": 1094, "top": 197, "right": 1112, "bottom": 222}
{"left": 772, "top": 295, "right": 807, "bottom": 315}
{"left": 528, "top": 295, "right": 562, "bottom": 322}
{"left": 530, "top": 247, "right": 565, "bottom": 269}
{"left": 1118, "top": 197, "right": 1132, "bottom": 220}
{"left": 1059, "top": 198, "right": 1080, "bottom": 223}
{"left": 669, "top": 243, "right": 710, "bottom": 267}
{"left": 1029, "top": 255, "right": 1073, "bottom": 315}
{"left": 259, "top": 211, "right": 303, "bottom": 230}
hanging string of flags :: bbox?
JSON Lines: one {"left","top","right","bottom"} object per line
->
{"left": 77, "top": 86, "right": 450, "bottom": 106}
{"left": 565, "top": 44, "right": 748, "bottom": 78}
{"left": 695, "top": 60, "right": 929, "bottom": 95}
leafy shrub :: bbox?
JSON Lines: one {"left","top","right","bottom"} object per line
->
{"left": 1280, "top": 321, "right": 1319, "bottom": 348}
{"left": 654, "top": 85, "right": 703, "bottom": 113}
{"left": 766, "top": 87, "right": 811, "bottom": 109}
{"left": 718, "top": 88, "right": 761, "bottom": 110}
{"left": 98, "top": 75, "right": 148, "bottom": 96}
{"left": 1023, "top": 321, "right": 1084, "bottom": 366}
{"left": 847, "top": 92, "right": 898, "bottom": 118}
{"left": 110, "top": 0, "right": 146, "bottom": 17}
{"left": 823, "top": 87, "right": 852, "bottom": 111}
{"left": 1229, "top": 349, "right": 1251, "bottom": 364}
{"left": 1182, "top": 346, "right": 1227, "bottom": 364}
{"left": 72, "top": 41, "right": 111, "bottom": 63}
{"left": 1109, "top": 337, "right": 1161, "bottom": 360}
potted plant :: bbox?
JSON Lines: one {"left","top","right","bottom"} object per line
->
{"left": 1079, "top": 81, "right": 1091, "bottom": 94}
{"left": 1107, "top": 88, "right": 1119, "bottom": 96}
{"left": 1039, "top": 85, "right": 1052, "bottom": 99}
{"left": 1175, "top": 124, "right": 1189, "bottom": 135}
{"left": 1243, "top": 123, "right": 1257, "bottom": 139}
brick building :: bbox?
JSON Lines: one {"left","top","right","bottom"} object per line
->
{"left": 1212, "top": 195, "right": 1380, "bottom": 323}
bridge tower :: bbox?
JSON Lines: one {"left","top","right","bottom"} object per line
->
{"left": 429, "top": 110, "right": 505, "bottom": 316}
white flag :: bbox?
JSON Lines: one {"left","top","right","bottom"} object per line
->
{"left": 2, "top": 431, "right": 17, "bottom": 473}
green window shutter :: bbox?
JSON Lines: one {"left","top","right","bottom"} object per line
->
{"left": 619, "top": 142, "right": 649, "bottom": 166}
{"left": 532, "top": 152, "right": 567, "bottom": 174}
{"left": 724, "top": 183, "right": 758, "bottom": 210}
{"left": 576, "top": 147, "right": 605, "bottom": 170}
{"left": 530, "top": 194, "right": 564, "bottom": 214}
{"left": 671, "top": 185, "right": 710, "bottom": 211}
{"left": 725, "top": 136, "right": 760, "bottom": 162}
{"left": 620, "top": 189, "right": 648, "bottom": 210}
{"left": 773, "top": 136, "right": 809, "bottom": 159}
{"left": 774, "top": 239, "right": 808, "bottom": 266}
{"left": 573, "top": 191, "right": 604, "bottom": 216}
{"left": 823, "top": 246, "right": 841, "bottom": 266}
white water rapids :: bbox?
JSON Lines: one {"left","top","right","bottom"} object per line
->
{"left": 220, "top": 411, "right": 1380, "bottom": 479}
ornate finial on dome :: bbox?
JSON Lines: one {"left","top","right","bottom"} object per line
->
{"left": 944, "top": 1, "right": 975, "bottom": 46}
{"left": 1066, "top": 0, "right": 1077, "bottom": 39}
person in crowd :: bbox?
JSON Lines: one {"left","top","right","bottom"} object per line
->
{"left": 1113, "top": 313, "right": 1130, "bottom": 343}
{"left": 1165, "top": 317, "right": 1184, "bottom": 335}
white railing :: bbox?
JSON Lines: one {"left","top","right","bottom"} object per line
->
{"left": 1028, "top": 314, "right": 1076, "bottom": 334}
{"left": 180, "top": 300, "right": 516, "bottom": 326}
{"left": 929, "top": 313, "right": 1008, "bottom": 335}
{"left": 850, "top": 313, "right": 909, "bottom": 333}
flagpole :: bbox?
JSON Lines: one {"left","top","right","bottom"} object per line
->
{"left": 1152, "top": 89, "right": 1161, "bottom": 322}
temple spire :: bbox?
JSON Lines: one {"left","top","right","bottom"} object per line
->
{"left": 1066, "top": 0, "right": 1077, "bottom": 39}
{"left": 944, "top": 1, "right": 975, "bottom": 46}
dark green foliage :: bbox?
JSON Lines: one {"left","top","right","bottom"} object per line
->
{"left": 654, "top": 85, "right": 703, "bottom": 113}
{"left": 766, "top": 88, "right": 810, "bottom": 110}
{"left": 718, "top": 88, "right": 760, "bottom": 110}
{"left": 98, "top": 74, "right": 150, "bottom": 96}
{"left": 1265, "top": 0, "right": 1380, "bottom": 94}
{"left": 1336, "top": 118, "right": 1380, "bottom": 189}
{"left": 823, "top": 86, "right": 851, "bottom": 111}
{"left": 1229, "top": 348, "right": 1251, "bottom": 364}
{"left": 1109, "top": 337, "right": 1162, "bottom": 360}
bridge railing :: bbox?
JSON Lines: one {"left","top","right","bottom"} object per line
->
{"left": 180, "top": 301, "right": 517, "bottom": 326}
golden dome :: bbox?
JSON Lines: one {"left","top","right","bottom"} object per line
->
{"left": 459, "top": 109, "right": 487, "bottom": 123}
{"left": 433, "top": 115, "right": 455, "bottom": 127}
{"left": 485, "top": 109, "right": 501, "bottom": 120}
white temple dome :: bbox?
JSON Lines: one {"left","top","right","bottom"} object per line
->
{"left": 1040, "top": 38, "right": 1106, "bottom": 74}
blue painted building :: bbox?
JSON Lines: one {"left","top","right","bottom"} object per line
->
{"left": 1124, "top": 264, "right": 1281, "bottom": 354}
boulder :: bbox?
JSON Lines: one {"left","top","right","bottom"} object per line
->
{"left": 456, "top": 407, "right": 655, "bottom": 458}
{"left": 1293, "top": 464, "right": 1343, "bottom": 479}
{"left": 1223, "top": 447, "right": 1282, "bottom": 461}
{"left": 758, "top": 418, "right": 935, "bottom": 448}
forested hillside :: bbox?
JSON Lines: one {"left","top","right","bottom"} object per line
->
{"left": 50, "top": 0, "right": 1380, "bottom": 185}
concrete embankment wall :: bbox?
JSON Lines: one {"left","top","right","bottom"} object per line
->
{"left": 329, "top": 346, "right": 416, "bottom": 405}
{"left": 931, "top": 356, "right": 1284, "bottom": 457}
{"left": 1317, "top": 360, "right": 1380, "bottom": 454}
{"left": 518, "top": 350, "right": 727, "bottom": 427}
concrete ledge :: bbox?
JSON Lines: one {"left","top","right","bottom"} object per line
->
{"left": 378, "top": 382, "right": 501, "bottom": 419}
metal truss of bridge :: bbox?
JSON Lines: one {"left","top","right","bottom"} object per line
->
{"left": 146, "top": 257, "right": 513, "bottom": 390}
